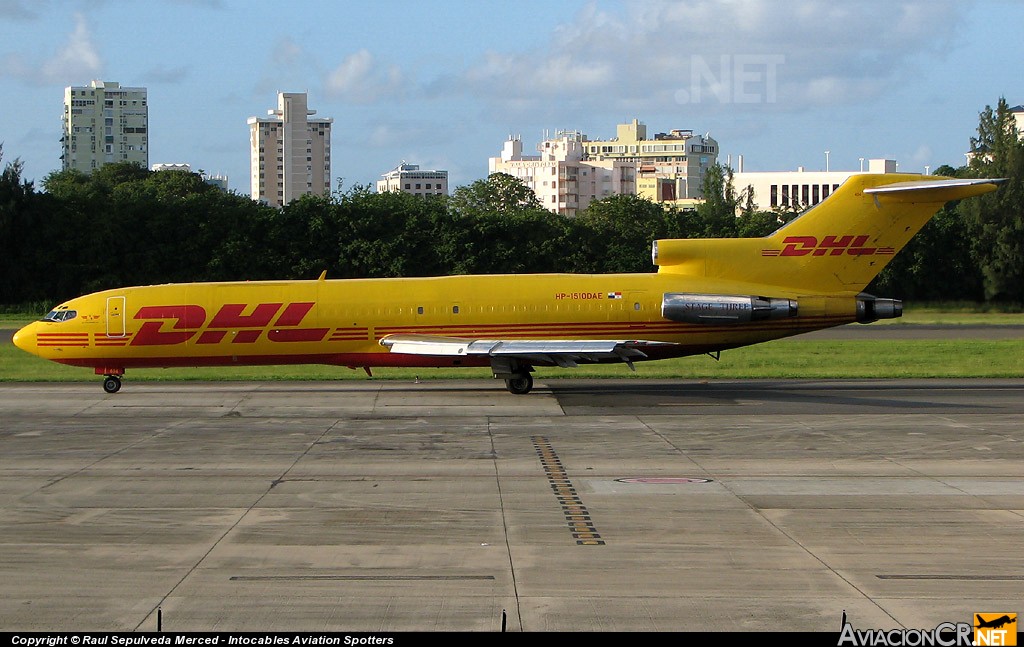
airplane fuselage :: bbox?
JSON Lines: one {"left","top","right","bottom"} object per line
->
{"left": 13, "top": 272, "right": 857, "bottom": 372}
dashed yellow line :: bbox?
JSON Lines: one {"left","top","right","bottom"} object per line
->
{"left": 532, "top": 435, "right": 604, "bottom": 546}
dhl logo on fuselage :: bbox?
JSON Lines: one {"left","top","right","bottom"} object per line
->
{"left": 761, "top": 235, "right": 896, "bottom": 257}
{"left": 131, "top": 302, "right": 329, "bottom": 346}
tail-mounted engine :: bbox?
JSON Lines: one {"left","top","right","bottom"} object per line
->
{"left": 856, "top": 294, "right": 902, "bottom": 323}
{"left": 662, "top": 293, "right": 798, "bottom": 324}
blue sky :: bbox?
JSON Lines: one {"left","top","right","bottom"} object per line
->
{"left": 1, "top": 0, "right": 1021, "bottom": 195}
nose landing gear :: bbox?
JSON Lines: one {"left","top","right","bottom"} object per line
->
{"left": 102, "top": 375, "right": 122, "bottom": 393}
{"left": 95, "top": 367, "right": 125, "bottom": 393}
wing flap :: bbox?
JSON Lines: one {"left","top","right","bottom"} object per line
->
{"left": 379, "top": 333, "right": 671, "bottom": 366}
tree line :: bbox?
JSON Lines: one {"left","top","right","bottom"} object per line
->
{"left": 1, "top": 99, "right": 1021, "bottom": 309}
{"left": 0, "top": 152, "right": 788, "bottom": 307}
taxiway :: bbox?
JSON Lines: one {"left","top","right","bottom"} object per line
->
{"left": 2, "top": 378, "right": 1023, "bottom": 632}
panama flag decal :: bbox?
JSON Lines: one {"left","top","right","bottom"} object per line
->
{"left": 608, "top": 291, "right": 622, "bottom": 299}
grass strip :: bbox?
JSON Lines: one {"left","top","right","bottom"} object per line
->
{"left": 2, "top": 338, "right": 1021, "bottom": 383}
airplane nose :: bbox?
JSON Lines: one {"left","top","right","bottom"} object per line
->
{"left": 12, "top": 324, "right": 35, "bottom": 354}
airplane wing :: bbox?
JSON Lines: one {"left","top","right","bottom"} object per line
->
{"left": 378, "top": 334, "right": 673, "bottom": 369}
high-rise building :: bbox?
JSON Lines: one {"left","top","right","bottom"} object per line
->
{"left": 248, "top": 92, "right": 332, "bottom": 207}
{"left": 488, "top": 119, "right": 717, "bottom": 215}
{"left": 62, "top": 80, "right": 148, "bottom": 173}
{"left": 583, "top": 119, "right": 719, "bottom": 202}
{"left": 377, "top": 162, "right": 448, "bottom": 197}
{"left": 488, "top": 131, "right": 635, "bottom": 217}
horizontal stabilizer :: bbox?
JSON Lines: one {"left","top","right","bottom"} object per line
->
{"left": 863, "top": 177, "right": 1005, "bottom": 203}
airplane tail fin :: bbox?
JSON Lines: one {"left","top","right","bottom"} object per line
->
{"left": 654, "top": 174, "right": 1003, "bottom": 294}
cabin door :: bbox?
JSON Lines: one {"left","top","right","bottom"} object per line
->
{"left": 106, "top": 296, "right": 126, "bottom": 338}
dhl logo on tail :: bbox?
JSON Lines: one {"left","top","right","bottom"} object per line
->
{"left": 761, "top": 235, "right": 895, "bottom": 257}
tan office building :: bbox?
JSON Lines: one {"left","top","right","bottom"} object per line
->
{"left": 248, "top": 92, "right": 332, "bottom": 207}
{"left": 584, "top": 119, "right": 719, "bottom": 202}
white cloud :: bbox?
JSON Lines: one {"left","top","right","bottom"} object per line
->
{"left": 274, "top": 38, "right": 303, "bottom": 66}
{"left": 0, "top": 0, "right": 41, "bottom": 20}
{"left": 367, "top": 119, "right": 456, "bottom": 149}
{"left": 0, "top": 52, "right": 33, "bottom": 80}
{"left": 909, "top": 144, "right": 933, "bottom": 169}
{"left": 325, "top": 49, "right": 405, "bottom": 103}
{"left": 254, "top": 37, "right": 319, "bottom": 97}
{"left": 144, "top": 64, "right": 189, "bottom": 84}
{"left": 41, "top": 12, "right": 101, "bottom": 83}
{"left": 327, "top": 49, "right": 373, "bottom": 93}
{"left": 449, "top": 0, "right": 961, "bottom": 115}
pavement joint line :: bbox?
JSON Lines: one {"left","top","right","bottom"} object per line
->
{"left": 636, "top": 414, "right": 900, "bottom": 627}
{"left": 488, "top": 416, "right": 522, "bottom": 632}
{"left": 229, "top": 575, "right": 497, "bottom": 581}
{"left": 33, "top": 419, "right": 193, "bottom": 496}
{"left": 132, "top": 418, "right": 341, "bottom": 632}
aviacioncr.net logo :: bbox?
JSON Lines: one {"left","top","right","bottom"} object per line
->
{"left": 974, "top": 613, "right": 1017, "bottom": 646}
{"left": 838, "top": 621, "right": 973, "bottom": 646}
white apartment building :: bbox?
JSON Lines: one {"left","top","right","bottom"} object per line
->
{"left": 733, "top": 158, "right": 899, "bottom": 211}
{"left": 488, "top": 131, "right": 635, "bottom": 216}
{"left": 965, "top": 104, "right": 1024, "bottom": 165}
{"left": 377, "top": 162, "right": 448, "bottom": 197}
{"left": 1012, "top": 104, "right": 1024, "bottom": 135}
{"left": 248, "top": 92, "right": 332, "bottom": 207}
{"left": 488, "top": 120, "right": 717, "bottom": 215}
{"left": 151, "top": 163, "right": 229, "bottom": 191}
{"left": 62, "top": 80, "right": 148, "bottom": 173}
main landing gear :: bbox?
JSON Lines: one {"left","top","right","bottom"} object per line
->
{"left": 504, "top": 373, "right": 534, "bottom": 395}
{"left": 493, "top": 358, "right": 535, "bottom": 395}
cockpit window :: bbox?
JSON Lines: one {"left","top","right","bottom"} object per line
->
{"left": 42, "top": 309, "right": 77, "bottom": 322}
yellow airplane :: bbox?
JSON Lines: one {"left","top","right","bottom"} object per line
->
{"left": 12, "top": 173, "right": 1002, "bottom": 394}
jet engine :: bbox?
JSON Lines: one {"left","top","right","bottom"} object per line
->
{"left": 855, "top": 295, "right": 902, "bottom": 323}
{"left": 662, "top": 293, "right": 798, "bottom": 324}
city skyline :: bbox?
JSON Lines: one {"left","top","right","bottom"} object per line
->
{"left": 1, "top": 0, "right": 1021, "bottom": 196}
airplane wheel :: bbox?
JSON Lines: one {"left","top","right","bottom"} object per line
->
{"left": 505, "top": 374, "right": 533, "bottom": 395}
{"left": 102, "top": 376, "right": 122, "bottom": 394}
